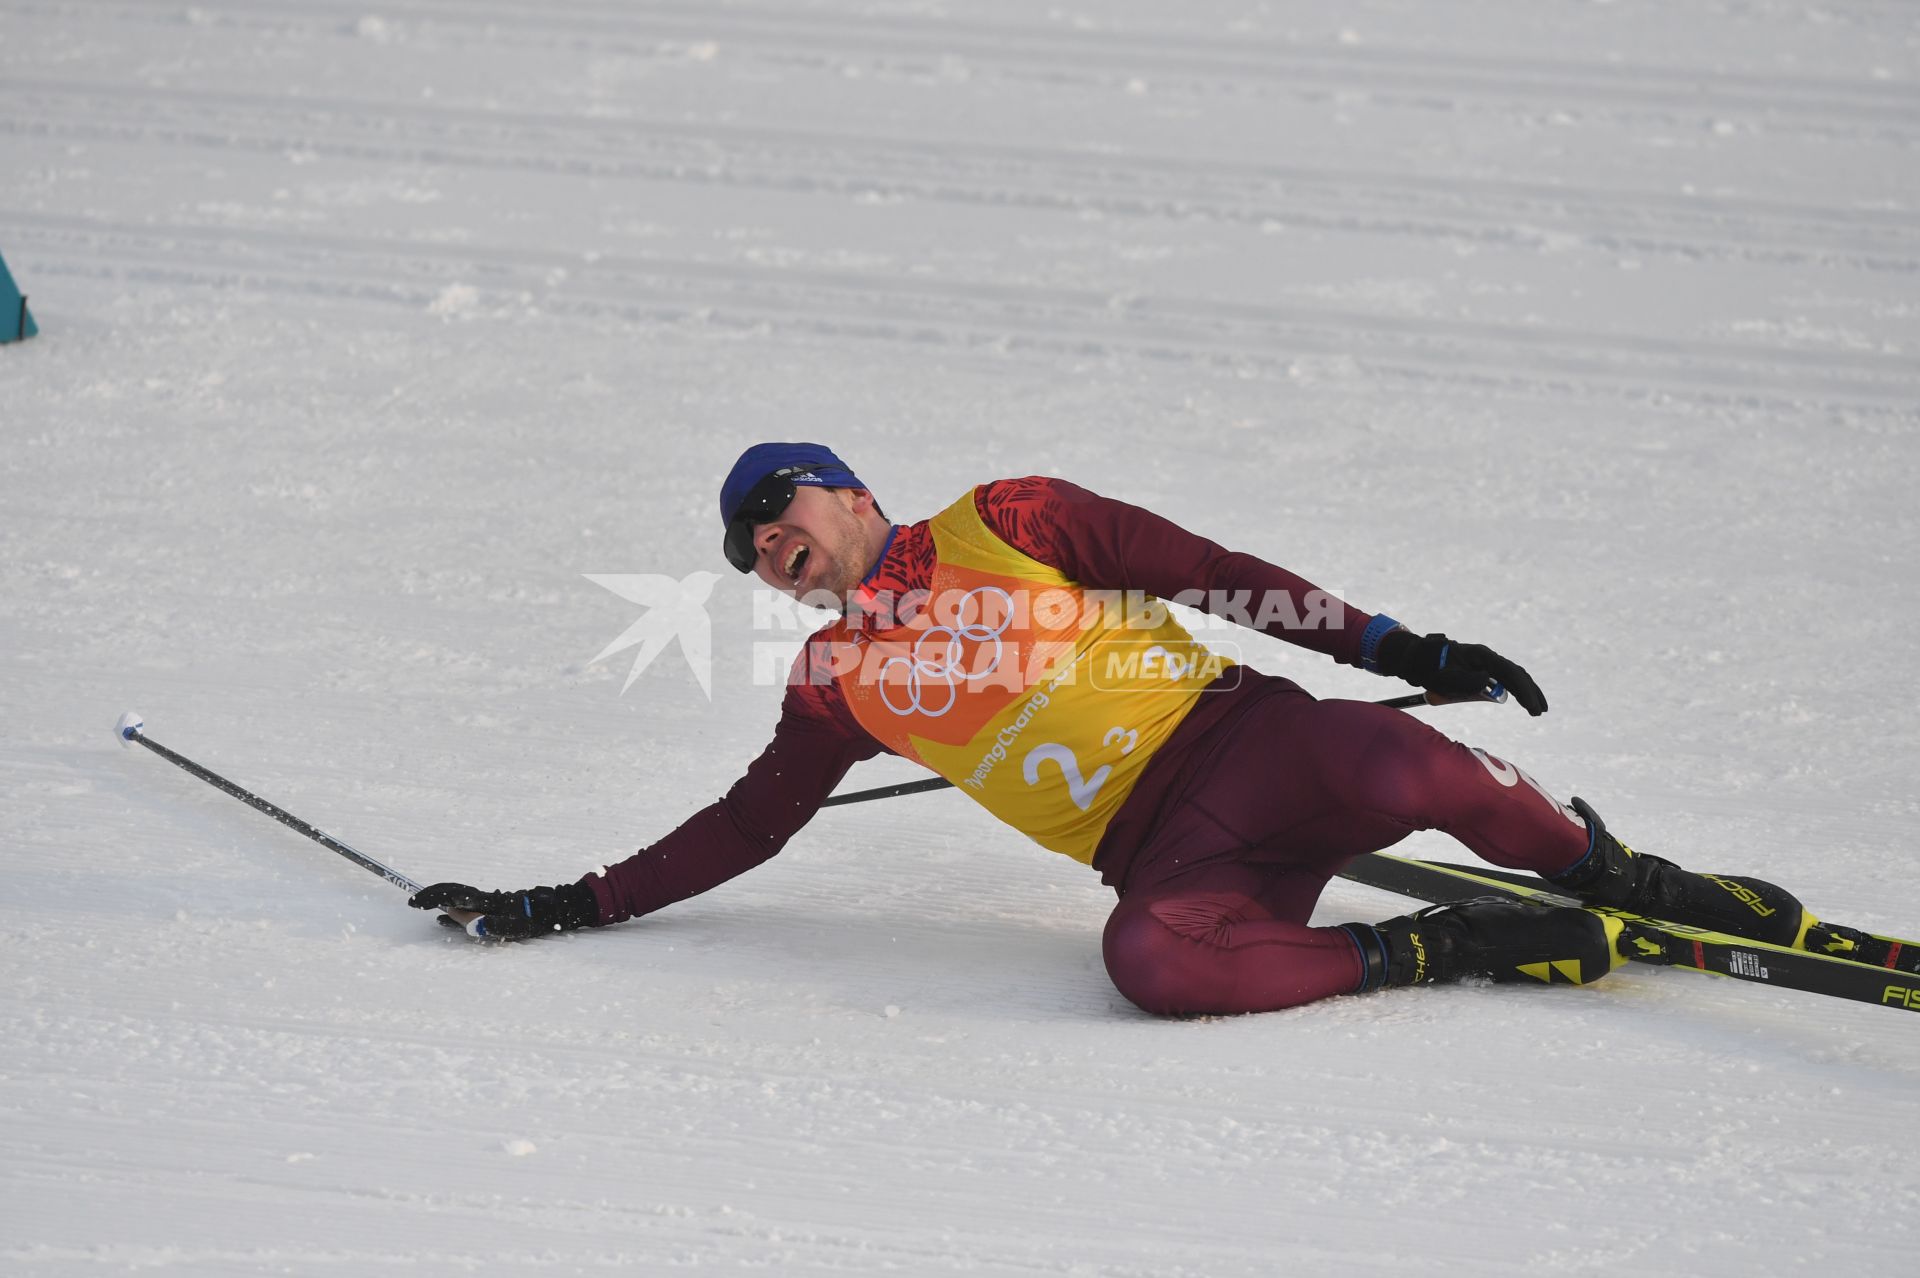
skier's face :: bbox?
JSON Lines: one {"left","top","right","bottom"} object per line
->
{"left": 747, "top": 485, "right": 880, "bottom": 607}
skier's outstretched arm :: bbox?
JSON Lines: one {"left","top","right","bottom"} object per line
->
{"left": 411, "top": 678, "right": 882, "bottom": 939}
{"left": 976, "top": 476, "right": 1545, "bottom": 714}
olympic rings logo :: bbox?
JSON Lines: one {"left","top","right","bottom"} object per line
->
{"left": 878, "top": 586, "right": 1015, "bottom": 718}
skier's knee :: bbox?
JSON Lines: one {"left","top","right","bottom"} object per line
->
{"left": 1102, "top": 902, "right": 1203, "bottom": 1017}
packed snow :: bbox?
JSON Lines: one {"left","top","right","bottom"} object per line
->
{"left": 3, "top": 1, "right": 1917, "bottom": 1274}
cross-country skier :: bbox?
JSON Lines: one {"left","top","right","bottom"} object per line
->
{"left": 411, "top": 442, "right": 1814, "bottom": 1015}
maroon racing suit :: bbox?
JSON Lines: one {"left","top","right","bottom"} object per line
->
{"left": 584, "top": 478, "right": 1590, "bottom": 1015}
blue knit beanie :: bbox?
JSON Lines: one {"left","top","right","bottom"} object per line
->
{"left": 719, "top": 442, "right": 866, "bottom": 526}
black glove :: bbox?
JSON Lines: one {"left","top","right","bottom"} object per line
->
{"left": 1375, "top": 630, "right": 1548, "bottom": 717}
{"left": 408, "top": 881, "right": 599, "bottom": 940}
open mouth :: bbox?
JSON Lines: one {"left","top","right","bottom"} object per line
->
{"left": 783, "top": 542, "right": 810, "bottom": 585}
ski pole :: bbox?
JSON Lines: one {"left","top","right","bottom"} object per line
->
{"left": 821, "top": 686, "right": 1501, "bottom": 809}
{"left": 115, "top": 711, "right": 424, "bottom": 893}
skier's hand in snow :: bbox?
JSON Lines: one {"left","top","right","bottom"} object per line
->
{"left": 1376, "top": 630, "right": 1548, "bottom": 716}
{"left": 408, "top": 881, "right": 599, "bottom": 939}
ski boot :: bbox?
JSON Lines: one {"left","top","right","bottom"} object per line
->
{"left": 1551, "top": 798, "right": 1811, "bottom": 948}
{"left": 1344, "top": 898, "right": 1625, "bottom": 991}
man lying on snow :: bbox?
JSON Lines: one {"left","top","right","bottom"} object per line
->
{"left": 411, "top": 441, "right": 1818, "bottom": 1015}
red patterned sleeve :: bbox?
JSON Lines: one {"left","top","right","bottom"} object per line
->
{"left": 972, "top": 476, "right": 1379, "bottom": 667}
{"left": 581, "top": 645, "right": 883, "bottom": 925}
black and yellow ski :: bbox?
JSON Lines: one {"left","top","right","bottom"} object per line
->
{"left": 1338, "top": 853, "right": 1920, "bottom": 1015}
{"left": 1424, "top": 860, "right": 1920, "bottom": 977}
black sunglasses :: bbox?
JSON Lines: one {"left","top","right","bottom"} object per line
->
{"left": 723, "top": 465, "right": 823, "bottom": 573}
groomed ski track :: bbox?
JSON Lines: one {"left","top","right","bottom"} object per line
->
{"left": 3, "top": 1, "right": 1917, "bottom": 1274}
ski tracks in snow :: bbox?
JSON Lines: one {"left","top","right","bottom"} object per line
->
{"left": 6, "top": 4, "right": 1920, "bottom": 1274}
{"left": 7, "top": 78, "right": 1913, "bottom": 276}
{"left": 5, "top": 0, "right": 1916, "bottom": 412}
{"left": 6, "top": 205, "right": 1916, "bottom": 409}
{"left": 24, "top": 0, "right": 1920, "bottom": 138}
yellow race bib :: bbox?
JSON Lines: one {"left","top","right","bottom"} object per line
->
{"left": 827, "top": 490, "right": 1234, "bottom": 863}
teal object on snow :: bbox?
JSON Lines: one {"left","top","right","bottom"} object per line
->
{"left": 1, "top": 250, "right": 38, "bottom": 343}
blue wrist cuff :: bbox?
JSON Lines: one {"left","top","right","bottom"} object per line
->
{"left": 1359, "top": 614, "right": 1403, "bottom": 674}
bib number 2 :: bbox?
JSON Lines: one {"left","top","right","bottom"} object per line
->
{"left": 1021, "top": 728, "right": 1138, "bottom": 812}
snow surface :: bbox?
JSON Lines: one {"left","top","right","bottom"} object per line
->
{"left": 4, "top": 1, "right": 1918, "bottom": 1274}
